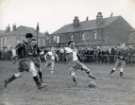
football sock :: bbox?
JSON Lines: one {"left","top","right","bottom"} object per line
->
{"left": 33, "top": 76, "right": 41, "bottom": 89}
{"left": 38, "top": 71, "right": 43, "bottom": 82}
{"left": 120, "top": 72, "right": 124, "bottom": 77}
{"left": 110, "top": 69, "right": 115, "bottom": 74}
{"left": 4, "top": 75, "right": 16, "bottom": 88}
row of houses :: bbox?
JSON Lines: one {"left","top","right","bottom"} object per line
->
{"left": 0, "top": 12, "right": 135, "bottom": 50}
{"left": 50, "top": 12, "right": 135, "bottom": 48}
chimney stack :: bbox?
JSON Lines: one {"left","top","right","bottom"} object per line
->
{"left": 5, "top": 24, "right": 11, "bottom": 32}
{"left": 86, "top": 16, "right": 89, "bottom": 21}
{"left": 96, "top": 12, "right": 104, "bottom": 25}
{"left": 12, "top": 24, "right": 17, "bottom": 31}
{"left": 73, "top": 16, "right": 80, "bottom": 27}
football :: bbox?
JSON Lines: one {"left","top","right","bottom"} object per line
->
{"left": 88, "top": 81, "right": 96, "bottom": 88}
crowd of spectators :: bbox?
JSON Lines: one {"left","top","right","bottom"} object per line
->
{"left": 78, "top": 48, "right": 118, "bottom": 63}
{"left": 56, "top": 47, "right": 135, "bottom": 64}
{"left": 0, "top": 47, "right": 135, "bottom": 64}
{"left": 0, "top": 49, "right": 12, "bottom": 60}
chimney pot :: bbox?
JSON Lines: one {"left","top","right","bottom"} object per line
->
{"left": 73, "top": 16, "right": 80, "bottom": 27}
{"left": 86, "top": 16, "right": 89, "bottom": 21}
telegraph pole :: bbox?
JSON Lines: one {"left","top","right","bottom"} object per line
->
{"left": 36, "top": 22, "right": 39, "bottom": 46}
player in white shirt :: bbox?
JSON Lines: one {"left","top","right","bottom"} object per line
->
{"left": 44, "top": 47, "right": 58, "bottom": 74}
{"left": 65, "top": 41, "right": 96, "bottom": 85}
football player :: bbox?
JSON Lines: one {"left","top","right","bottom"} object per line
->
{"left": 44, "top": 47, "right": 58, "bottom": 74}
{"left": 64, "top": 41, "right": 96, "bottom": 85}
{"left": 110, "top": 43, "right": 128, "bottom": 77}
{"left": 4, "top": 33, "right": 46, "bottom": 89}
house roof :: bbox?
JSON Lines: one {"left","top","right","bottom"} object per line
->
{"left": 53, "top": 16, "right": 122, "bottom": 34}
{"left": 3, "top": 25, "right": 44, "bottom": 37}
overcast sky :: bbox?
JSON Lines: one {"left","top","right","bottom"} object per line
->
{"left": 0, "top": 0, "right": 135, "bottom": 33}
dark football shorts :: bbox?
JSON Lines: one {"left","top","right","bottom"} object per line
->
{"left": 18, "top": 57, "right": 41, "bottom": 72}
{"left": 18, "top": 58, "right": 32, "bottom": 72}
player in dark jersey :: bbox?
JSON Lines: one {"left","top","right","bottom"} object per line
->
{"left": 4, "top": 33, "right": 45, "bottom": 89}
{"left": 110, "top": 44, "right": 128, "bottom": 77}
{"left": 31, "top": 38, "right": 43, "bottom": 83}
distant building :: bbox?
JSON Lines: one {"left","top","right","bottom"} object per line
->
{"left": 51, "top": 12, "right": 134, "bottom": 47}
{"left": 0, "top": 25, "right": 46, "bottom": 50}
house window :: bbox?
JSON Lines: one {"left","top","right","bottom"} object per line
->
{"left": 56, "top": 36, "right": 60, "bottom": 43}
{"left": 71, "top": 35, "right": 74, "bottom": 41}
{"left": 53, "top": 36, "right": 57, "bottom": 42}
{"left": 5, "top": 37, "right": 7, "bottom": 46}
{"left": 53, "top": 36, "right": 60, "bottom": 43}
{"left": 82, "top": 33, "right": 86, "bottom": 41}
{"left": 94, "top": 32, "right": 97, "bottom": 40}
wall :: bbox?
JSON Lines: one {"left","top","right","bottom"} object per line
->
{"left": 103, "top": 17, "right": 133, "bottom": 45}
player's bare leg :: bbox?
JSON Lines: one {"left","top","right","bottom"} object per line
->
{"left": 70, "top": 70, "right": 77, "bottom": 85}
{"left": 81, "top": 65, "right": 96, "bottom": 80}
{"left": 50, "top": 61, "right": 55, "bottom": 74}
{"left": 68, "top": 64, "right": 78, "bottom": 85}
{"left": 30, "top": 61, "right": 47, "bottom": 89}
{"left": 110, "top": 68, "right": 116, "bottom": 74}
{"left": 110, "top": 59, "right": 119, "bottom": 75}
{"left": 119, "top": 61, "right": 125, "bottom": 77}
{"left": 120, "top": 59, "right": 126, "bottom": 77}
{"left": 120, "top": 68, "right": 124, "bottom": 77}
{"left": 79, "top": 64, "right": 96, "bottom": 88}
{"left": 45, "top": 61, "right": 55, "bottom": 75}
{"left": 88, "top": 72, "right": 96, "bottom": 80}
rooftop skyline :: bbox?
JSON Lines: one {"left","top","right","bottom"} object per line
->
{"left": 0, "top": 0, "right": 135, "bottom": 33}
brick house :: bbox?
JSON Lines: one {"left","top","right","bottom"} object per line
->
{"left": 0, "top": 25, "right": 46, "bottom": 50}
{"left": 51, "top": 12, "right": 134, "bottom": 47}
